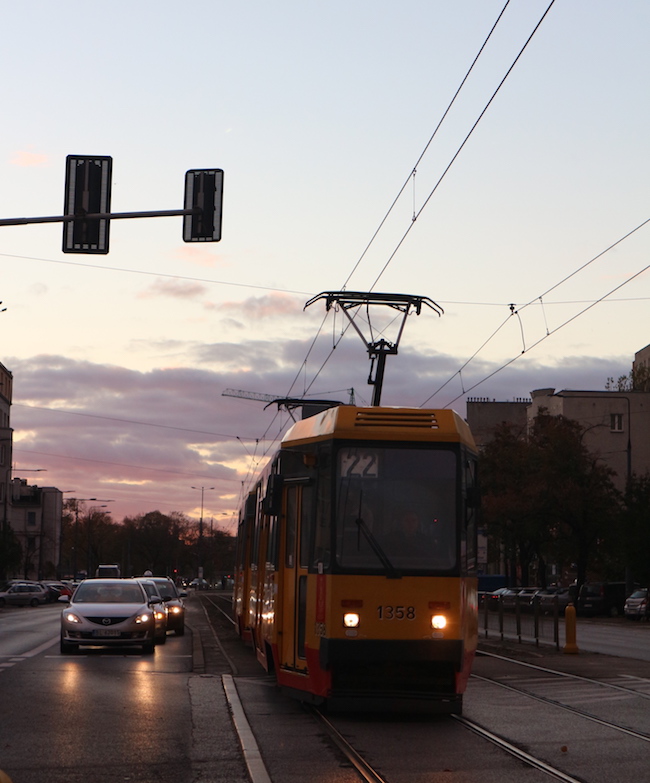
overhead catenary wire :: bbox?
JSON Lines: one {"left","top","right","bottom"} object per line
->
{"left": 369, "top": 0, "right": 557, "bottom": 292}
{"left": 341, "top": 0, "right": 513, "bottom": 291}
{"left": 424, "top": 247, "right": 650, "bottom": 409}
{"left": 282, "top": 0, "right": 557, "bottom": 405}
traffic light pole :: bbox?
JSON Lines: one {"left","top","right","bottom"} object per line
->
{"left": 0, "top": 207, "right": 200, "bottom": 227}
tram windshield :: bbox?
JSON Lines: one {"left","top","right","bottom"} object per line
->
{"left": 335, "top": 445, "right": 457, "bottom": 572}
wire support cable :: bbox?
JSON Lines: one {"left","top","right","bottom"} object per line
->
{"left": 440, "top": 258, "right": 650, "bottom": 410}
{"left": 419, "top": 213, "right": 650, "bottom": 407}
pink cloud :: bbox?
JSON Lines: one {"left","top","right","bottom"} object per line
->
{"left": 174, "top": 244, "right": 228, "bottom": 268}
{"left": 10, "top": 149, "right": 49, "bottom": 167}
{"left": 220, "top": 293, "right": 303, "bottom": 319}
{"left": 138, "top": 279, "right": 207, "bottom": 300}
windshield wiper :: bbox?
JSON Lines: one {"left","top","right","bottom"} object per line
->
{"left": 354, "top": 500, "right": 401, "bottom": 579}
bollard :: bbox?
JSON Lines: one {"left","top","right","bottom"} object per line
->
{"left": 563, "top": 603, "right": 579, "bottom": 654}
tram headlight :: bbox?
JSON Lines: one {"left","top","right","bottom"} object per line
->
{"left": 431, "top": 614, "right": 447, "bottom": 630}
{"left": 343, "top": 612, "right": 360, "bottom": 628}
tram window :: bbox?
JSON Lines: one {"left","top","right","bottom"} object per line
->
{"left": 313, "top": 453, "right": 332, "bottom": 570}
{"left": 299, "top": 485, "right": 313, "bottom": 569}
{"left": 267, "top": 514, "right": 279, "bottom": 568}
{"left": 463, "top": 456, "right": 478, "bottom": 575}
{"left": 285, "top": 487, "right": 297, "bottom": 568}
{"left": 335, "top": 446, "right": 458, "bottom": 572}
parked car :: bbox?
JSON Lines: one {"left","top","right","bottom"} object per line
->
{"left": 485, "top": 586, "right": 511, "bottom": 610}
{"left": 501, "top": 587, "right": 539, "bottom": 611}
{"left": 577, "top": 581, "right": 628, "bottom": 617}
{"left": 537, "top": 586, "right": 574, "bottom": 614}
{"left": 60, "top": 578, "right": 157, "bottom": 654}
{"left": 0, "top": 582, "right": 49, "bottom": 607}
{"left": 144, "top": 577, "right": 186, "bottom": 636}
{"left": 41, "top": 581, "right": 73, "bottom": 602}
{"left": 624, "top": 588, "right": 649, "bottom": 620}
{"left": 136, "top": 579, "right": 168, "bottom": 644}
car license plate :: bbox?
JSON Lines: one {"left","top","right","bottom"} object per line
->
{"left": 93, "top": 629, "right": 121, "bottom": 637}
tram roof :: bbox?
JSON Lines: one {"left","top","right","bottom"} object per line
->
{"left": 281, "top": 405, "right": 476, "bottom": 449}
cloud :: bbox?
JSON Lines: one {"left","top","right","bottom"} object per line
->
{"left": 10, "top": 148, "right": 49, "bottom": 167}
{"left": 4, "top": 344, "right": 632, "bottom": 526}
{"left": 219, "top": 293, "right": 304, "bottom": 320}
{"left": 138, "top": 279, "right": 208, "bottom": 300}
{"left": 173, "top": 245, "right": 228, "bottom": 268}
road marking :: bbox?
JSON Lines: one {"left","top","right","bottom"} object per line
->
{"left": 223, "top": 674, "right": 272, "bottom": 783}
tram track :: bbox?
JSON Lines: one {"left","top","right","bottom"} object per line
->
{"left": 310, "top": 705, "right": 587, "bottom": 783}
{"left": 198, "top": 594, "right": 650, "bottom": 782}
{"left": 474, "top": 650, "right": 650, "bottom": 741}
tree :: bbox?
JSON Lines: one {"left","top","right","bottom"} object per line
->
{"left": 0, "top": 527, "right": 22, "bottom": 581}
{"left": 606, "top": 364, "right": 650, "bottom": 392}
{"left": 480, "top": 412, "right": 623, "bottom": 588}
{"left": 622, "top": 473, "right": 650, "bottom": 587}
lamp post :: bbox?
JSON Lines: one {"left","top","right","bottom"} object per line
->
{"left": 191, "top": 486, "right": 215, "bottom": 586}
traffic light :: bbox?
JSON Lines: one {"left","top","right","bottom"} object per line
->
{"left": 183, "top": 169, "right": 224, "bottom": 242}
{"left": 62, "top": 155, "right": 112, "bottom": 254}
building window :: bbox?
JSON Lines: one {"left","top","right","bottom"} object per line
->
{"left": 610, "top": 413, "right": 624, "bottom": 432}
{"left": 27, "top": 511, "right": 37, "bottom": 527}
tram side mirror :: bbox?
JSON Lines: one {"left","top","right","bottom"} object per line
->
{"left": 262, "top": 473, "right": 284, "bottom": 516}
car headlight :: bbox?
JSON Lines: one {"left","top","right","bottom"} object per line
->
{"left": 154, "top": 610, "right": 166, "bottom": 620}
{"left": 168, "top": 606, "right": 181, "bottom": 615}
{"left": 135, "top": 613, "right": 151, "bottom": 624}
{"left": 64, "top": 612, "right": 81, "bottom": 624}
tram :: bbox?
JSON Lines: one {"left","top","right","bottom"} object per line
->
{"left": 233, "top": 404, "right": 479, "bottom": 713}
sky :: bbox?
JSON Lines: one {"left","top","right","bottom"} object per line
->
{"left": 2, "top": 0, "right": 649, "bottom": 529}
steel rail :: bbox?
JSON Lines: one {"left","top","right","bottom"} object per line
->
{"left": 308, "top": 707, "right": 390, "bottom": 783}
{"left": 453, "top": 715, "right": 584, "bottom": 783}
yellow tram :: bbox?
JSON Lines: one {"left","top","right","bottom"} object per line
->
{"left": 233, "top": 404, "right": 479, "bottom": 713}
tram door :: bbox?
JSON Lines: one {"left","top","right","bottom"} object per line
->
{"left": 280, "top": 484, "right": 309, "bottom": 672}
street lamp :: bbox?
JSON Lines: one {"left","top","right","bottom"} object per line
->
{"left": 191, "top": 486, "right": 215, "bottom": 585}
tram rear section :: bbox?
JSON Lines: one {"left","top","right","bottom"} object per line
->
{"left": 233, "top": 405, "right": 480, "bottom": 714}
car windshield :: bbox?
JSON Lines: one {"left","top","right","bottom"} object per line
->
{"left": 629, "top": 589, "right": 647, "bottom": 599}
{"left": 335, "top": 445, "right": 457, "bottom": 572}
{"left": 73, "top": 583, "right": 145, "bottom": 603}
{"left": 152, "top": 580, "right": 178, "bottom": 597}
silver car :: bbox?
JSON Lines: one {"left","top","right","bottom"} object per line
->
{"left": 0, "top": 582, "right": 49, "bottom": 607}
{"left": 60, "top": 578, "right": 156, "bottom": 654}
{"left": 624, "top": 588, "right": 649, "bottom": 620}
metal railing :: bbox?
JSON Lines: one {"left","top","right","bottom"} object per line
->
{"left": 479, "top": 593, "right": 566, "bottom": 651}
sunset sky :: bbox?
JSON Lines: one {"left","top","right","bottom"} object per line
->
{"left": 2, "top": 1, "right": 649, "bottom": 529}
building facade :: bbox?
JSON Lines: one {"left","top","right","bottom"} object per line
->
{"left": 0, "top": 360, "right": 64, "bottom": 581}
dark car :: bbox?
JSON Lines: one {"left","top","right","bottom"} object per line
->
{"left": 537, "top": 586, "right": 574, "bottom": 614}
{"left": 145, "top": 577, "right": 186, "bottom": 636}
{"left": 501, "top": 587, "right": 539, "bottom": 611}
{"left": 485, "top": 586, "right": 511, "bottom": 610}
{"left": 136, "top": 579, "right": 169, "bottom": 644}
{"left": 60, "top": 578, "right": 157, "bottom": 654}
{"left": 577, "top": 581, "right": 628, "bottom": 617}
{"left": 41, "top": 581, "right": 73, "bottom": 602}
{"left": 624, "top": 588, "right": 649, "bottom": 620}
